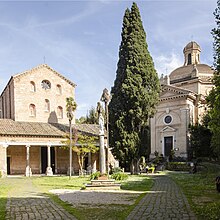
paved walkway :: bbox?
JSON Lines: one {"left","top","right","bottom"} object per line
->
{"left": 5, "top": 178, "right": 76, "bottom": 220}
{"left": 127, "top": 175, "right": 197, "bottom": 220}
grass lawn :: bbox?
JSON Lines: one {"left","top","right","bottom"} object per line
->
{"left": 0, "top": 178, "right": 12, "bottom": 219}
{"left": 168, "top": 162, "right": 220, "bottom": 220}
{"left": 32, "top": 174, "right": 153, "bottom": 220}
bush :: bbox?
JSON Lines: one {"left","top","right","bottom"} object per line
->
{"left": 111, "top": 167, "right": 123, "bottom": 174}
{"left": 90, "top": 171, "right": 100, "bottom": 180}
{"left": 0, "top": 171, "right": 1, "bottom": 178}
{"left": 166, "top": 162, "right": 191, "bottom": 171}
{"left": 111, "top": 172, "right": 128, "bottom": 181}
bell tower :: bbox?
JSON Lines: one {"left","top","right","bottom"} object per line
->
{"left": 183, "top": 41, "right": 201, "bottom": 66}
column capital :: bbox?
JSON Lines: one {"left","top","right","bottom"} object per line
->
{"left": 26, "top": 145, "right": 31, "bottom": 148}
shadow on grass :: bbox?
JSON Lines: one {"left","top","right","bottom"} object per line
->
{"left": 0, "top": 197, "right": 7, "bottom": 219}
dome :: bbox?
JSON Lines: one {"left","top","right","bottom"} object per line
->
{"left": 183, "top": 41, "right": 201, "bottom": 53}
{"left": 169, "top": 64, "right": 213, "bottom": 83}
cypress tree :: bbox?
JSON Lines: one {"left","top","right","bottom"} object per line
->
{"left": 109, "top": 2, "right": 160, "bottom": 171}
{"left": 207, "top": 0, "right": 220, "bottom": 159}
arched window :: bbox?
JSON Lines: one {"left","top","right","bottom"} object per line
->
{"left": 187, "top": 53, "right": 192, "bottom": 65}
{"left": 56, "top": 84, "right": 62, "bottom": 95}
{"left": 30, "top": 81, "right": 36, "bottom": 92}
{"left": 57, "top": 106, "right": 63, "bottom": 119}
{"left": 29, "top": 104, "right": 36, "bottom": 117}
{"left": 45, "top": 99, "right": 50, "bottom": 112}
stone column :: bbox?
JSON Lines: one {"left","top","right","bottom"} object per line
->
{"left": 92, "top": 160, "right": 97, "bottom": 173}
{"left": 46, "top": 145, "right": 53, "bottom": 176}
{"left": 0, "top": 144, "right": 8, "bottom": 177}
{"left": 25, "top": 145, "right": 32, "bottom": 177}
{"left": 99, "top": 134, "right": 106, "bottom": 174}
{"left": 87, "top": 152, "right": 92, "bottom": 174}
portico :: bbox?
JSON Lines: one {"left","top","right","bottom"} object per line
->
{"left": 0, "top": 120, "right": 100, "bottom": 177}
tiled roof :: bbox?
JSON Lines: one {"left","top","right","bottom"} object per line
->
{"left": 0, "top": 119, "right": 65, "bottom": 137}
{"left": 0, "top": 120, "right": 99, "bottom": 137}
{"left": 52, "top": 123, "right": 100, "bottom": 136}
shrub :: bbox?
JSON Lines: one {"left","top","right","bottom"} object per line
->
{"left": 167, "top": 162, "right": 191, "bottom": 171}
{"left": 111, "top": 172, "right": 128, "bottom": 181}
{"left": 111, "top": 167, "right": 123, "bottom": 174}
{"left": 0, "top": 171, "right": 1, "bottom": 178}
{"left": 90, "top": 171, "right": 100, "bottom": 180}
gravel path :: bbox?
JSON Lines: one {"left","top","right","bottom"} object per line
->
{"left": 50, "top": 189, "right": 142, "bottom": 207}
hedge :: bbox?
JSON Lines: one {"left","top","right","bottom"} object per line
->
{"left": 166, "top": 162, "right": 191, "bottom": 171}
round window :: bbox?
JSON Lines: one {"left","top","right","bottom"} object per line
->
{"left": 164, "top": 115, "right": 172, "bottom": 124}
{"left": 41, "top": 80, "right": 51, "bottom": 90}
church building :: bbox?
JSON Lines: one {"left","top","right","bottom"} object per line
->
{"left": 150, "top": 41, "right": 214, "bottom": 159}
{"left": 0, "top": 64, "right": 103, "bottom": 177}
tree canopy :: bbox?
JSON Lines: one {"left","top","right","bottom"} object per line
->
{"left": 62, "top": 131, "right": 98, "bottom": 174}
{"left": 109, "top": 2, "right": 160, "bottom": 170}
{"left": 207, "top": 0, "right": 220, "bottom": 159}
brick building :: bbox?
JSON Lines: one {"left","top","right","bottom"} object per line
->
{"left": 0, "top": 64, "right": 103, "bottom": 176}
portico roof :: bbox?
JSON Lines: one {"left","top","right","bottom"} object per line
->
{"left": 0, "top": 119, "right": 99, "bottom": 137}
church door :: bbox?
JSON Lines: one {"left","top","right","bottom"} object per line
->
{"left": 164, "top": 136, "right": 173, "bottom": 157}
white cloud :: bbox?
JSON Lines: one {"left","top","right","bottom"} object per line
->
{"left": 154, "top": 52, "right": 183, "bottom": 76}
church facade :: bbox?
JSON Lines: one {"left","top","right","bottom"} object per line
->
{"left": 150, "top": 41, "right": 214, "bottom": 159}
{"left": 0, "top": 64, "right": 102, "bottom": 177}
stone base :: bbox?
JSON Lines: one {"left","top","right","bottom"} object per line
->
{"left": 85, "top": 179, "right": 121, "bottom": 190}
{"left": 25, "top": 167, "right": 32, "bottom": 177}
{"left": 46, "top": 167, "right": 53, "bottom": 176}
{"left": 0, "top": 170, "right": 7, "bottom": 178}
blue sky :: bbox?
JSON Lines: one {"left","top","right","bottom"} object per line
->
{"left": 0, "top": 0, "right": 217, "bottom": 118}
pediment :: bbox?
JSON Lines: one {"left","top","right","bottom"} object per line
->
{"left": 160, "top": 126, "right": 176, "bottom": 133}
{"left": 160, "top": 85, "right": 190, "bottom": 99}
{"left": 13, "top": 64, "right": 76, "bottom": 87}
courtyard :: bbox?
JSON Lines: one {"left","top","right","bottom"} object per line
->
{"left": 0, "top": 162, "right": 219, "bottom": 220}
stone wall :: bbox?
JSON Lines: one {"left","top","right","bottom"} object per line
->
{"left": 7, "top": 146, "right": 26, "bottom": 174}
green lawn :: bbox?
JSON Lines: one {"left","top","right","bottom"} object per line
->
{"left": 0, "top": 179, "right": 12, "bottom": 219}
{"left": 168, "top": 162, "right": 220, "bottom": 220}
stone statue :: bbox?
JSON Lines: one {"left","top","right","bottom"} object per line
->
{"left": 96, "top": 102, "right": 104, "bottom": 135}
{"left": 99, "top": 114, "right": 105, "bottom": 135}
{"left": 101, "top": 88, "right": 111, "bottom": 104}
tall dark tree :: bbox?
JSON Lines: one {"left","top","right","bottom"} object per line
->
{"left": 207, "top": 0, "right": 220, "bottom": 160}
{"left": 109, "top": 2, "right": 160, "bottom": 172}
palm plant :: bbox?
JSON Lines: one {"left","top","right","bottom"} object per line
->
{"left": 66, "top": 97, "right": 77, "bottom": 179}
